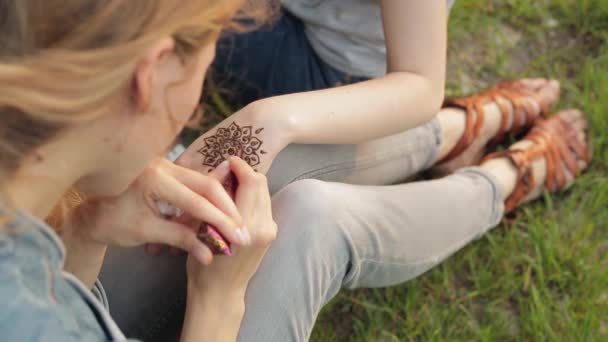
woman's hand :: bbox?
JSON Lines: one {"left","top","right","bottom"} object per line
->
{"left": 69, "top": 157, "right": 249, "bottom": 265}
{"left": 186, "top": 156, "right": 277, "bottom": 292}
{"left": 180, "top": 157, "right": 277, "bottom": 342}
{"left": 176, "top": 101, "right": 293, "bottom": 175}
{"left": 147, "top": 104, "right": 289, "bottom": 257}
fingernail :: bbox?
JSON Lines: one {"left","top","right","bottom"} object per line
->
{"left": 236, "top": 227, "right": 251, "bottom": 245}
{"left": 215, "top": 160, "right": 230, "bottom": 173}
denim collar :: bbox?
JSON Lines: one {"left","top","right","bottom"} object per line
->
{"left": 0, "top": 204, "right": 66, "bottom": 268}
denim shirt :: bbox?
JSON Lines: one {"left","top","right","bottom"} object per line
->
{"left": 0, "top": 208, "right": 138, "bottom": 341}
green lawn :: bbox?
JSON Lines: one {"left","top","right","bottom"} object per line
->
{"left": 309, "top": 1, "right": 608, "bottom": 340}
{"left": 191, "top": 0, "right": 607, "bottom": 340}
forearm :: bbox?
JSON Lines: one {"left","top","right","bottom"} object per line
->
{"left": 248, "top": 1, "right": 447, "bottom": 145}
{"left": 255, "top": 72, "right": 444, "bottom": 144}
{"left": 181, "top": 283, "right": 246, "bottom": 342}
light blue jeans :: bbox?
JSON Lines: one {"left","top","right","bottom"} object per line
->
{"left": 99, "top": 118, "right": 505, "bottom": 341}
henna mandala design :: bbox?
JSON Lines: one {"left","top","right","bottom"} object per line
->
{"left": 197, "top": 122, "right": 267, "bottom": 171}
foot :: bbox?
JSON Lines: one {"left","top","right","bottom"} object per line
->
{"left": 432, "top": 78, "right": 561, "bottom": 176}
{"left": 481, "top": 109, "right": 590, "bottom": 212}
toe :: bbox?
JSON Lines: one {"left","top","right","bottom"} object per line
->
{"left": 556, "top": 109, "right": 590, "bottom": 170}
{"left": 537, "top": 79, "right": 561, "bottom": 108}
{"left": 520, "top": 77, "right": 547, "bottom": 89}
{"left": 520, "top": 78, "right": 548, "bottom": 90}
{"left": 557, "top": 108, "right": 583, "bottom": 124}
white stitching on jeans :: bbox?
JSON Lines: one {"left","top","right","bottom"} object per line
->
{"left": 292, "top": 141, "right": 430, "bottom": 183}
{"left": 289, "top": 120, "right": 442, "bottom": 183}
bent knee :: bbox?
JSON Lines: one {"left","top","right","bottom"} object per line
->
{"left": 270, "top": 179, "right": 348, "bottom": 250}
{"left": 271, "top": 179, "right": 341, "bottom": 224}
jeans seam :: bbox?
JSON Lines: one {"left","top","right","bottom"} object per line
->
{"left": 351, "top": 170, "right": 505, "bottom": 279}
{"left": 334, "top": 216, "right": 363, "bottom": 289}
{"left": 289, "top": 120, "right": 442, "bottom": 183}
{"left": 456, "top": 168, "right": 506, "bottom": 225}
{"left": 426, "top": 118, "right": 443, "bottom": 169}
{"left": 351, "top": 231, "right": 478, "bottom": 286}
{"left": 290, "top": 140, "right": 429, "bottom": 183}
{"left": 297, "top": 261, "right": 350, "bottom": 342}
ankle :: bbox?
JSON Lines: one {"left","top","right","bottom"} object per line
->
{"left": 435, "top": 107, "right": 467, "bottom": 162}
{"left": 480, "top": 158, "right": 518, "bottom": 200}
{"left": 434, "top": 101, "right": 511, "bottom": 164}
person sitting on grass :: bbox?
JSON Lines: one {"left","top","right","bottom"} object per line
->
{"left": 107, "top": 78, "right": 592, "bottom": 342}
{"left": 94, "top": 1, "right": 591, "bottom": 341}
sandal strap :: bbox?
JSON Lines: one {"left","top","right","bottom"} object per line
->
{"left": 440, "top": 81, "right": 550, "bottom": 163}
{"left": 482, "top": 110, "right": 590, "bottom": 212}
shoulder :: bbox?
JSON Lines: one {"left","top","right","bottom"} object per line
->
{"left": 0, "top": 235, "right": 107, "bottom": 341}
{"left": 0, "top": 272, "right": 77, "bottom": 341}
{"left": 0, "top": 267, "right": 113, "bottom": 341}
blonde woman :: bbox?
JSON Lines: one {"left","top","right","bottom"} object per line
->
{"left": 0, "top": 1, "right": 277, "bottom": 341}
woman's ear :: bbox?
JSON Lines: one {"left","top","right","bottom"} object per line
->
{"left": 132, "top": 37, "right": 176, "bottom": 113}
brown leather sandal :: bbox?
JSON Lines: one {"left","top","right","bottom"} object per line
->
{"left": 482, "top": 109, "right": 591, "bottom": 212}
{"left": 440, "top": 80, "right": 554, "bottom": 163}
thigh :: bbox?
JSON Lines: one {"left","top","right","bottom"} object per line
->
{"left": 326, "top": 169, "right": 504, "bottom": 288}
{"left": 274, "top": 171, "right": 503, "bottom": 289}
{"left": 267, "top": 118, "right": 442, "bottom": 194}
{"left": 238, "top": 171, "right": 503, "bottom": 341}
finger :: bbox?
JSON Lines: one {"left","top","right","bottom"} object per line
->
{"left": 157, "top": 174, "right": 247, "bottom": 246}
{"left": 168, "top": 163, "right": 243, "bottom": 227}
{"left": 148, "top": 220, "right": 213, "bottom": 265}
{"left": 230, "top": 157, "right": 268, "bottom": 213}
{"left": 208, "top": 160, "right": 232, "bottom": 184}
{"left": 230, "top": 157, "right": 274, "bottom": 244}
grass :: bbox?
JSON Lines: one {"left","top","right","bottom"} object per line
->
{"left": 190, "top": 0, "right": 608, "bottom": 340}
{"left": 310, "top": 1, "right": 608, "bottom": 340}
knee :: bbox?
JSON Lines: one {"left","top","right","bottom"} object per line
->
{"left": 270, "top": 179, "right": 347, "bottom": 252}
{"left": 272, "top": 180, "right": 338, "bottom": 225}
{"left": 241, "top": 181, "right": 351, "bottom": 342}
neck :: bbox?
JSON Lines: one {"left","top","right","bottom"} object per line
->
{"left": 5, "top": 139, "right": 91, "bottom": 220}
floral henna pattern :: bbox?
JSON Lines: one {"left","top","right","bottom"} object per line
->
{"left": 197, "top": 122, "right": 267, "bottom": 172}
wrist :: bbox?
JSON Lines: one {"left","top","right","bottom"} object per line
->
{"left": 186, "top": 281, "right": 246, "bottom": 323}
{"left": 246, "top": 98, "right": 298, "bottom": 144}
{"left": 182, "top": 283, "right": 246, "bottom": 342}
{"left": 187, "top": 279, "right": 246, "bottom": 304}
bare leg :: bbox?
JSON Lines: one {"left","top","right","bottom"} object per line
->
{"left": 434, "top": 79, "right": 560, "bottom": 169}
{"left": 481, "top": 109, "right": 589, "bottom": 202}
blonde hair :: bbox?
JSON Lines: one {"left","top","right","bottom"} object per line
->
{"left": 0, "top": 0, "right": 263, "bottom": 226}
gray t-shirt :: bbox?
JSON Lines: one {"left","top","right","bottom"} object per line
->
{"left": 282, "top": 0, "right": 455, "bottom": 78}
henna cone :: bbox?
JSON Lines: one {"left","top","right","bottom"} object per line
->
{"left": 197, "top": 173, "right": 238, "bottom": 256}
